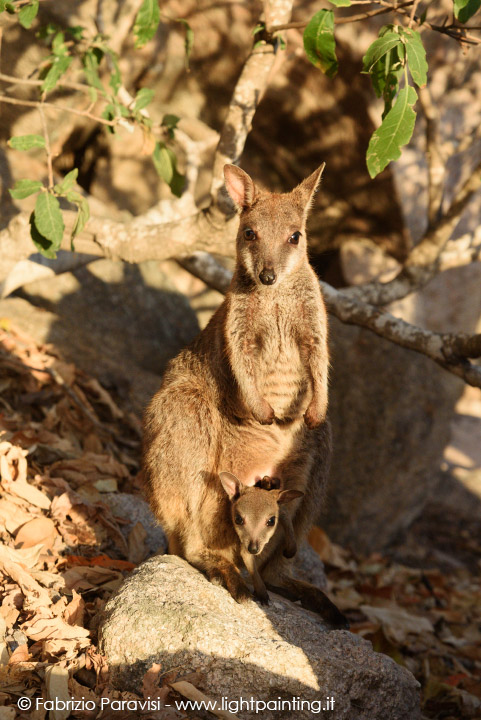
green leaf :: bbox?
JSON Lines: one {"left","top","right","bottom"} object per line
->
{"left": 52, "top": 31, "right": 67, "bottom": 55}
{"left": 66, "top": 191, "right": 90, "bottom": 245}
{"left": 54, "top": 168, "right": 78, "bottom": 194}
{"left": 4, "top": 2, "right": 15, "bottom": 14}
{"left": 41, "top": 55, "right": 72, "bottom": 93}
{"left": 66, "top": 25, "right": 84, "bottom": 40}
{"left": 82, "top": 48, "right": 104, "bottom": 92}
{"left": 362, "top": 31, "right": 402, "bottom": 74}
{"left": 9, "top": 179, "right": 43, "bottom": 199}
{"left": 34, "top": 192, "right": 64, "bottom": 245}
{"left": 454, "top": 0, "right": 481, "bottom": 22}
{"left": 0, "top": 1, "right": 7, "bottom": 12}
{"left": 152, "top": 142, "right": 184, "bottom": 197}
{"left": 106, "top": 49, "right": 121, "bottom": 95}
{"left": 29, "top": 212, "right": 57, "bottom": 258}
{"left": 366, "top": 85, "right": 417, "bottom": 178}
{"left": 162, "top": 113, "right": 180, "bottom": 138}
{"left": 134, "top": 0, "right": 160, "bottom": 48}
{"left": 328, "top": 0, "right": 351, "bottom": 6}
{"left": 18, "top": 0, "right": 39, "bottom": 29}
{"left": 8, "top": 134, "right": 45, "bottom": 150}
{"left": 177, "top": 19, "right": 194, "bottom": 69}
{"left": 252, "top": 23, "right": 265, "bottom": 35}
{"left": 134, "top": 87, "right": 155, "bottom": 111}
{"left": 400, "top": 28, "right": 427, "bottom": 87}
{"left": 303, "top": 10, "right": 338, "bottom": 78}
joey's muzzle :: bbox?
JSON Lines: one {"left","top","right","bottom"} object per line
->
{"left": 259, "top": 268, "right": 277, "bottom": 286}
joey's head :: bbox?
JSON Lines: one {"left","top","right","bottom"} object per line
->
{"left": 223, "top": 163, "right": 325, "bottom": 288}
{"left": 220, "top": 471, "right": 303, "bottom": 555}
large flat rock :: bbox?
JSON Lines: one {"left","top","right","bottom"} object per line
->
{"left": 99, "top": 555, "right": 420, "bottom": 720}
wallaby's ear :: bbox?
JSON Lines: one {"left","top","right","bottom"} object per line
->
{"left": 219, "top": 471, "right": 242, "bottom": 499}
{"left": 224, "top": 164, "right": 256, "bottom": 210}
{"left": 294, "top": 163, "right": 326, "bottom": 214}
{"left": 277, "top": 489, "right": 304, "bottom": 505}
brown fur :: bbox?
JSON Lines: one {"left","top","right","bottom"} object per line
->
{"left": 143, "top": 164, "right": 347, "bottom": 628}
{"left": 220, "top": 471, "right": 303, "bottom": 604}
{"left": 257, "top": 475, "right": 298, "bottom": 559}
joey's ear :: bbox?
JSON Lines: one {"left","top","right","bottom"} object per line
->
{"left": 224, "top": 164, "right": 256, "bottom": 210}
{"left": 277, "top": 489, "right": 304, "bottom": 505}
{"left": 294, "top": 163, "right": 326, "bottom": 214}
{"left": 219, "top": 471, "right": 242, "bottom": 499}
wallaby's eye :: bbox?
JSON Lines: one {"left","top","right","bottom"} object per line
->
{"left": 235, "top": 514, "right": 244, "bottom": 525}
{"left": 243, "top": 228, "right": 256, "bottom": 241}
{"left": 266, "top": 516, "right": 276, "bottom": 527}
{"left": 288, "top": 231, "right": 301, "bottom": 245}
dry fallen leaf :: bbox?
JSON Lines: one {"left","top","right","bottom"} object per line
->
{"left": 142, "top": 662, "right": 162, "bottom": 699}
{"left": 15, "top": 517, "right": 58, "bottom": 550}
{"left": 170, "top": 680, "right": 240, "bottom": 720}
{"left": 23, "top": 616, "right": 90, "bottom": 643}
{"left": 45, "top": 664, "right": 70, "bottom": 720}
{"left": 0, "top": 542, "right": 45, "bottom": 569}
{"left": 128, "top": 522, "right": 147, "bottom": 564}
{"left": 8, "top": 643, "right": 30, "bottom": 664}
{"left": 360, "top": 604, "right": 434, "bottom": 643}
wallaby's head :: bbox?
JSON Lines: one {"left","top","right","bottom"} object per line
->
{"left": 220, "top": 471, "right": 303, "bottom": 555}
{"left": 223, "top": 163, "right": 325, "bottom": 288}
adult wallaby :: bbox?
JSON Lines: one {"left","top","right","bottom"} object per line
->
{"left": 143, "top": 163, "right": 347, "bottom": 629}
{"left": 220, "top": 471, "right": 303, "bottom": 605}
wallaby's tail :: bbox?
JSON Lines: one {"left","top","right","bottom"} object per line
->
{"left": 266, "top": 577, "right": 349, "bottom": 630}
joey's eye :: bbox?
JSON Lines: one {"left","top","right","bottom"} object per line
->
{"left": 243, "top": 228, "right": 256, "bottom": 241}
{"left": 266, "top": 516, "right": 276, "bottom": 527}
{"left": 235, "top": 514, "right": 244, "bottom": 526}
{"left": 288, "top": 231, "right": 301, "bottom": 245}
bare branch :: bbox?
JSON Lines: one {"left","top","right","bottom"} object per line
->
{"left": 270, "top": 1, "right": 414, "bottom": 31}
{"left": 319, "top": 281, "right": 481, "bottom": 388}
{"left": 38, "top": 105, "right": 53, "bottom": 189}
{"left": 210, "top": 0, "right": 293, "bottom": 213}
{"left": 418, "top": 85, "right": 446, "bottom": 227}
{"left": 342, "top": 160, "right": 481, "bottom": 305}
{"left": 0, "top": 93, "right": 118, "bottom": 127}
{"left": 175, "top": 251, "right": 481, "bottom": 389}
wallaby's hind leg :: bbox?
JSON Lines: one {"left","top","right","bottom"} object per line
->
{"left": 261, "top": 421, "right": 348, "bottom": 628}
{"left": 278, "top": 510, "right": 297, "bottom": 558}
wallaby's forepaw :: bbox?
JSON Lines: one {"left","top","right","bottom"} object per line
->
{"left": 253, "top": 400, "right": 275, "bottom": 426}
{"left": 232, "top": 583, "right": 254, "bottom": 604}
{"left": 303, "top": 401, "right": 326, "bottom": 429}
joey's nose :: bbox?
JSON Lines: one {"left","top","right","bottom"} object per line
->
{"left": 248, "top": 542, "right": 259, "bottom": 555}
{"left": 259, "top": 268, "right": 277, "bottom": 286}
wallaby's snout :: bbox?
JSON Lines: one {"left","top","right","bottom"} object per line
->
{"left": 248, "top": 541, "right": 260, "bottom": 555}
{"left": 259, "top": 267, "right": 277, "bottom": 286}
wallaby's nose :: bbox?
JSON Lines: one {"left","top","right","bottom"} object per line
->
{"left": 248, "top": 541, "right": 259, "bottom": 554}
{"left": 259, "top": 268, "right": 277, "bottom": 286}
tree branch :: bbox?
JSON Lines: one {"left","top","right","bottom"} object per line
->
{"left": 270, "top": 1, "right": 414, "bottom": 31}
{"left": 418, "top": 85, "right": 446, "bottom": 227}
{"left": 341, "top": 160, "right": 481, "bottom": 305}
{"left": 178, "top": 252, "right": 481, "bottom": 389}
{"left": 210, "top": 0, "right": 293, "bottom": 214}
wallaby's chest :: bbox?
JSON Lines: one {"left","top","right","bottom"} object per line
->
{"left": 251, "top": 304, "right": 310, "bottom": 416}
